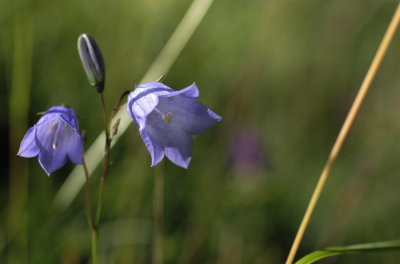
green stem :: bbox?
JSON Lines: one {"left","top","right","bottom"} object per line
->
{"left": 84, "top": 93, "right": 111, "bottom": 264}
{"left": 95, "top": 93, "right": 111, "bottom": 235}
{"left": 96, "top": 91, "right": 129, "bottom": 225}
{"left": 82, "top": 156, "right": 97, "bottom": 263}
{"left": 93, "top": 91, "right": 127, "bottom": 261}
{"left": 92, "top": 230, "right": 98, "bottom": 264}
{"left": 95, "top": 136, "right": 110, "bottom": 226}
{"left": 8, "top": 6, "right": 33, "bottom": 264}
{"left": 153, "top": 162, "right": 164, "bottom": 264}
{"left": 100, "top": 93, "right": 110, "bottom": 136}
{"left": 109, "top": 90, "right": 131, "bottom": 123}
{"left": 95, "top": 152, "right": 108, "bottom": 227}
{"left": 83, "top": 157, "right": 96, "bottom": 230}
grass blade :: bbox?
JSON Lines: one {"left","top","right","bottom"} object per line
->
{"left": 295, "top": 240, "right": 400, "bottom": 264}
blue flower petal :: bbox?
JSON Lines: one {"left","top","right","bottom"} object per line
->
{"left": 17, "top": 127, "right": 40, "bottom": 157}
{"left": 38, "top": 150, "right": 68, "bottom": 176}
{"left": 157, "top": 96, "right": 221, "bottom": 135}
{"left": 35, "top": 118, "right": 82, "bottom": 175}
{"left": 164, "top": 145, "right": 192, "bottom": 169}
{"left": 139, "top": 129, "right": 164, "bottom": 166}
{"left": 66, "top": 135, "right": 83, "bottom": 164}
{"left": 136, "top": 82, "right": 173, "bottom": 91}
{"left": 38, "top": 149, "right": 69, "bottom": 175}
{"left": 136, "top": 82, "right": 199, "bottom": 98}
{"left": 35, "top": 120, "right": 68, "bottom": 175}
{"left": 159, "top": 83, "right": 199, "bottom": 99}
{"left": 37, "top": 106, "right": 79, "bottom": 129}
{"left": 146, "top": 111, "right": 193, "bottom": 168}
{"left": 61, "top": 119, "right": 84, "bottom": 165}
{"left": 127, "top": 91, "right": 159, "bottom": 129}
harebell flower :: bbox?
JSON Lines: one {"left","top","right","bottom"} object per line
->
{"left": 18, "top": 106, "right": 83, "bottom": 175}
{"left": 127, "top": 82, "right": 221, "bottom": 168}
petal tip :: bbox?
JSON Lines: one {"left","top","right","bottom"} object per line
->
{"left": 151, "top": 159, "right": 162, "bottom": 167}
{"left": 181, "top": 158, "right": 191, "bottom": 169}
{"left": 174, "top": 156, "right": 191, "bottom": 169}
{"left": 207, "top": 108, "right": 222, "bottom": 122}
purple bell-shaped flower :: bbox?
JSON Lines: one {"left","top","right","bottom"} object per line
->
{"left": 18, "top": 106, "right": 83, "bottom": 175}
{"left": 127, "top": 82, "right": 221, "bottom": 168}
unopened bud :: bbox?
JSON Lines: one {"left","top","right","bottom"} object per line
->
{"left": 77, "top": 33, "right": 105, "bottom": 93}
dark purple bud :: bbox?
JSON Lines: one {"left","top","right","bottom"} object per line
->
{"left": 77, "top": 33, "right": 105, "bottom": 93}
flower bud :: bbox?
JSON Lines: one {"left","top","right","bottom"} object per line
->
{"left": 77, "top": 33, "right": 105, "bottom": 93}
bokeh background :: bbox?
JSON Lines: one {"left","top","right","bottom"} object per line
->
{"left": 2, "top": 0, "right": 400, "bottom": 263}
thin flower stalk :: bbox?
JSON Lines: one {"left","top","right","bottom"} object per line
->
{"left": 285, "top": 2, "right": 400, "bottom": 263}
{"left": 83, "top": 156, "right": 97, "bottom": 264}
{"left": 96, "top": 93, "right": 111, "bottom": 226}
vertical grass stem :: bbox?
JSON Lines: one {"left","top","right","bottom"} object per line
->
{"left": 8, "top": 7, "right": 33, "bottom": 264}
{"left": 285, "top": 2, "right": 400, "bottom": 263}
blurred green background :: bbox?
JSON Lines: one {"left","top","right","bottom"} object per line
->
{"left": 2, "top": 0, "right": 400, "bottom": 263}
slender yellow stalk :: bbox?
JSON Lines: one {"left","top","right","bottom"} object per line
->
{"left": 285, "top": 2, "right": 400, "bottom": 264}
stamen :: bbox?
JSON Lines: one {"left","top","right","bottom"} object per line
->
{"left": 52, "top": 119, "right": 62, "bottom": 150}
{"left": 50, "top": 121, "right": 57, "bottom": 133}
{"left": 163, "top": 112, "right": 172, "bottom": 123}
{"left": 154, "top": 108, "right": 164, "bottom": 116}
{"left": 154, "top": 107, "right": 173, "bottom": 123}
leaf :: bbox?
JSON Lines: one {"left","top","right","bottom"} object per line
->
{"left": 295, "top": 240, "right": 400, "bottom": 264}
